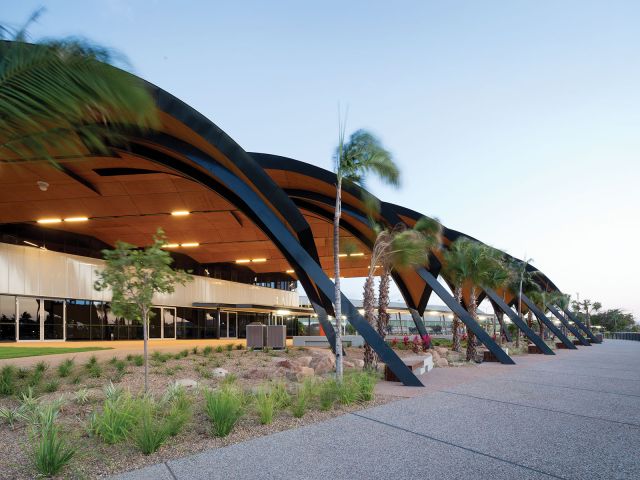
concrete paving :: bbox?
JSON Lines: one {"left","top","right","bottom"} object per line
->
{"left": 112, "top": 340, "right": 640, "bottom": 480}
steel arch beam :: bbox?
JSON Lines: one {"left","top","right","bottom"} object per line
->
{"left": 139, "top": 137, "right": 422, "bottom": 386}
{"left": 484, "top": 288, "right": 554, "bottom": 355}
{"left": 520, "top": 294, "right": 576, "bottom": 349}
{"left": 415, "top": 269, "right": 515, "bottom": 364}
{"left": 547, "top": 305, "right": 589, "bottom": 346}
{"left": 562, "top": 308, "right": 600, "bottom": 343}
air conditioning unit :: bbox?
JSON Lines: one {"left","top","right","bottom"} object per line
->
{"left": 246, "top": 323, "right": 266, "bottom": 349}
{"left": 266, "top": 325, "right": 286, "bottom": 349}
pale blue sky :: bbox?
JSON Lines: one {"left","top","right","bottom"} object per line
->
{"left": 4, "top": 1, "right": 639, "bottom": 318}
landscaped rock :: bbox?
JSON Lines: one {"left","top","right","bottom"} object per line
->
{"left": 343, "top": 360, "right": 355, "bottom": 368}
{"left": 270, "top": 356, "right": 287, "bottom": 364}
{"left": 244, "top": 368, "right": 272, "bottom": 380}
{"left": 436, "top": 347, "right": 448, "bottom": 356}
{"left": 310, "top": 355, "right": 335, "bottom": 375}
{"left": 296, "top": 356, "right": 313, "bottom": 367}
{"left": 275, "top": 359, "right": 297, "bottom": 370}
{"left": 447, "top": 351, "right": 462, "bottom": 362}
{"left": 286, "top": 366, "right": 315, "bottom": 382}
{"left": 174, "top": 378, "right": 198, "bottom": 389}
{"left": 436, "top": 358, "right": 449, "bottom": 368}
{"left": 352, "top": 359, "right": 364, "bottom": 368}
{"left": 431, "top": 350, "right": 441, "bottom": 361}
{"left": 212, "top": 367, "right": 229, "bottom": 378}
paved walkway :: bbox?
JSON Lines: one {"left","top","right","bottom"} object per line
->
{"left": 113, "top": 340, "right": 640, "bottom": 480}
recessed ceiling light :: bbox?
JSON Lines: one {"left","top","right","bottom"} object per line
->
{"left": 338, "top": 253, "right": 348, "bottom": 257}
{"left": 285, "top": 269, "right": 294, "bottom": 273}
{"left": 350, "top": 252, "right": 365, "bottom": 257}
{"left": 23, "top": 240, "right": 39, "bottom": 247}
{"left": 181, "top": 242, "right": 199, "bottom": 247}
{"left": 171, "top": 210, "right": 190, "bottom": 216}
{"left": 235, "top": 259, "right": 251, "bottom": 264}
{"left": 64, "top": 217, "right": 89, "bottom": 222}
{"left": 164, "top": 243, "right": 180, "bottom": 248}
{"left": 252, "top": 258, "right": 267, "bottom": 263}
{"left": 37, "top": 218, "right": 62, "bottom": 224}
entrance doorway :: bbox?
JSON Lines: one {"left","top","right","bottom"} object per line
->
{"left": 219, "top": 311, "right": 238, "bottom": 338}
{"left": 150, "top": 307, "right": 177, "bottom": 339}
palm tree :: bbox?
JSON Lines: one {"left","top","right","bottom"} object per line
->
{"left": 483, "top": 252, "right": 512, "bottom": 344}
{"left": 333, "top": 128, "right": 399, "bottom": 380}
{"left": 443, "top": 238, "right": 500, "bottom": 361}
{"left": 362, "top": 217, "right": 442, "bottom": 369}
{"left": 1, "top": 11, "right": 158, "bottom": 165}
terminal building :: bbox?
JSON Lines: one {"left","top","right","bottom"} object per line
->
{"left": 0, "top": 59, "right": 594, "bottom": 385}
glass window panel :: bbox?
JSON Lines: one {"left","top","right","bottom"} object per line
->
{"left": 163, "top": 308, "right": 176, "bottom": 339}
{"left": 149, "top": 307, "right": 162, "bottom": 339}
{"left": 65, "top": 300, "right": 91, "bottom": 341}
{"left": 18, "top": 297, "right": 40, "bottom": 340}
{"left": 43, "top": 299, "right": 64, "bottom": 340}
{"left": 0, "top": 295, "right": 16, "bottom": 342}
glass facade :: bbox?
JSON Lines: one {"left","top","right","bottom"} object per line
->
{"left": 18, "top": 297, "right": 40, "bottom": 340}
{"left": 0, "top": 294, "right": 296, "bottom": 342}
{"left": 0, "top": 295, "right": 16, "bottom": 342}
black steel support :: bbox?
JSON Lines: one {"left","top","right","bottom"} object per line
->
{"left": 484, "top": 288, "right": 554, "bottom": 355}
{"left": 409, "top": 308, "right": 428, "bottom": 337}
{"left": 144, "top": 137, "right": 423, "bottom": 387}
{"left": 547, "top": 305, "right": 589, "bottom": 346}
{"left": 415, "top": 269, "right": 515, "bottom": 364}
{"left": 562, "top": 308, "right": 600, "bottom": 343}
{"left": 520, "top": 294, "right": 576, "bottom": 349}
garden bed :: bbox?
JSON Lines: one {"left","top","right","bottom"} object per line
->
{"left": 0, "top": 345, "right": 400, "bottom": 479}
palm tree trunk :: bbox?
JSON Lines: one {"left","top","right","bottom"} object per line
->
{"left": 527, "top": 311, "right": 533, "bottom": 328}
{"left": 142, "top": 307, "right": 149, "bottom": 393}
{"left": 377, "top": 267, "right": 391, "bottom": 336}
{"left": 333, "top": 176, "right": 344, "bottom": 381}
{"left": 362, "top": 273, "right": 376, "bottom": 370}
{"left": 496, "top": 311, "right": 505, "bottom": 345}
{"left": 466, "top": 288, "right": 478, "bottom": 362}
{"left": 452, "top": 287, "right": 462, "bottom": 352}
{"left": 538, "top": 318, "right": 544, "bottom": 339}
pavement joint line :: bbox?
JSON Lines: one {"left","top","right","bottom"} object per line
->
{"left": 164, "top": 461, "right": 178, "bottom": 480}
{"left": 439, "top": 390, "right": 640, "bottom": 428}
{"left": 496, "top": 378, "right": 640, "bottom": 399}
{"left": 520, "top": 369, "right": 640, "bottom": 383}
{"left": 544, "top": 364, "right": 640, "bottom": 375}
{"left": 350, "top": 412, "right": 565, "bottom": 479}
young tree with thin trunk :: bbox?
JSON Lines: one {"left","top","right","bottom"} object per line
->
{"left": 333, "top": 127, "right": 399, "bottom": 380}
{"left": 94, "top": 229, "right": 191, "bottom": 392}
{"left": 0, "top": 10, "right": 158, "bottom": 165}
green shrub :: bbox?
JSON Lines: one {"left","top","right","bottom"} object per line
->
{"left": 203, "top": 387, "right": 244, "bottom": 437}
{"left": 133, "top": 402, "right": 169, "bottom": 455}
{"left": 191, "top": 346, "right": 199, "bottom": 355}
{"left": 30, "top": 404, "right": 75, "bottom": 477}
{"left": 0, "top": 405, "right": 21, "bottom": 429}
{"left": 291, "top": 379, "right": 315, "bottom": 418}
{"left": 108, "top": 356, "right": 118, "bottom": 365}
{"left": 43, "top": 380, "right": 59, "bottom": 393}
{"left": 319, "top": 379, "right": 338, "bottom": 411}
{"left": 164, "top": 394, "right": 192, "bottom": 437}
{"left": 17, "top": 367, "right": 29, "bottom": 379}
{"left": 70, "top": 375, "right": 81, "bottom": 385}
{"left": 126, "top": 354, "right": 134, "bottom": 361}
{"left": 337, "top": 378, "right": 359, "bottom": 406}
{"left": 271, "top": 381, "right": 291, "bottom": 409}
{"left": 132, "top": 355, "right": 144, "bottom": 367}
{"left": 114, "top": 359, "right": 127, "bottom": 374}
{"left": 225, "top": 343, "right": 233, "bottom": 352}
{"left": 215, "top": 345, "right": 224, "bottom": 353}
{"left": 235, "top": 343, "right": 244, "bottom": 350}
{"left": 0, "top": 365, "right": 16, "bottom": 396}
{"left": 74, "top": 388, "right": 90, "bottom": 405}
{"left": 90, "top": 393, "right": 140, "bottom": 444}
{"left": 57, "top": 359, "right": 75, "bottom": 378}
{"left": 353, "top": 372, "right": 376, "bottom": 402}
{"left": 255, "top": 387, "right": 276, "bottom": 425}
{"left": 221, "top": 373, "right": 238, "bottom": 386}
{"left": 179, "top": 349, "right": 189, "bottom": 358}
{"left": 203, "top": 346, "right": 213, "bottom": 356}
{"left": 84, "top": 356, "right": 98, "bottom": 370}
{"left": 28, "top": 369, "right": 43, "bottom": 388}
{"left": 88, "top": 363, "right": 102, "bottom": 378}
{"left": 34, "top": 361, "right": 49, "bottom": 373}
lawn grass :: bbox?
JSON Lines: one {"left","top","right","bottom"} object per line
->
{"left": 0, "top": 347, "right": 112, "bottom": 360}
